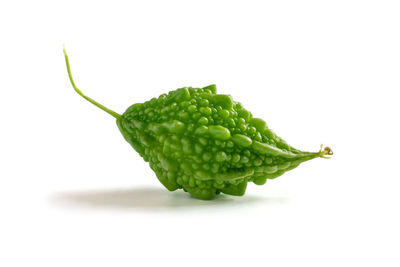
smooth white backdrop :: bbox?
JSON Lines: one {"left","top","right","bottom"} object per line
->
{"left": 1, "top": 1, "right": 399, "bottom": 266}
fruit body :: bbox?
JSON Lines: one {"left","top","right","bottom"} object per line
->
{"left": 117, "top": 85, "right": 331, "bottom": 199}
{"left": 64, "top": 49, "right": 332, "bottom": 200}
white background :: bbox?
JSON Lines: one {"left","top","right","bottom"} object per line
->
{"left": 1, "top": 1, "right": 399, "bottom": 266}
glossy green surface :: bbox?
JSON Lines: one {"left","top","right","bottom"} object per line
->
{"left": 64, "top": 49, "right": 332, "bottom": 200}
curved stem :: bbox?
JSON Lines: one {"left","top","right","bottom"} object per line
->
{"left": 63, "top": 48, "right": 121, "bottom": 119}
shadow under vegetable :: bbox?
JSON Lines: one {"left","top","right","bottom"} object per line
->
{"left": 51, "top": 185, "right": 289, "bottom": 212}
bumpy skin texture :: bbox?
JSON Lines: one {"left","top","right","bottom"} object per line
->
{"left": 117, "top": 85, "right": 325, "bottom": 200}
{"left": 64, "top": 50, "right": 331, "bottom": 200}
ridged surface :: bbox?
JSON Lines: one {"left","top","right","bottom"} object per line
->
{"left": 117, "top": 85, "right": 320, "bottom": 199}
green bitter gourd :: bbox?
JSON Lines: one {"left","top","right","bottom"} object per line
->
{"left": 64, "top": 49, "right": 332, "bottom": 200}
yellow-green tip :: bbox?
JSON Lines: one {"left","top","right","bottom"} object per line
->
{"left": 318, "top": 145, "right": 333, "bottom": 159}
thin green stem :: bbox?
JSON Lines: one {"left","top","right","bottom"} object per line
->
{"left": 63, "top": 48, "right": 121, "bottom": 119}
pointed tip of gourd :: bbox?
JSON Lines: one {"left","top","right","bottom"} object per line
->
{"left": 318, "top": 145, "right": 333, "bottom": 159}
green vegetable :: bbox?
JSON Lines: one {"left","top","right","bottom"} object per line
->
{"left": 64, "top": 49, "right": 333, "bottom": 200}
